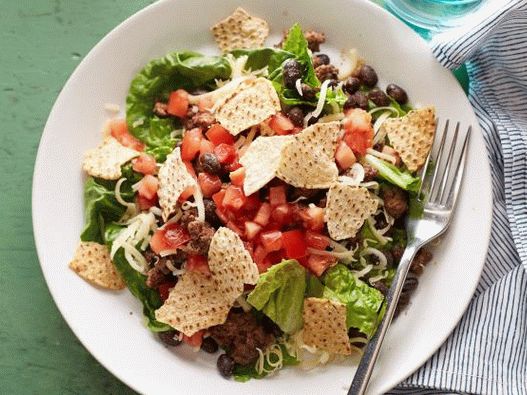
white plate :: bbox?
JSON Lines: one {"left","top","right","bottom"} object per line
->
{"left": 32, "top": 0, "right": 492, "bottom": 394}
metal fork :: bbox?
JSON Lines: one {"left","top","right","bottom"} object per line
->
{"left": 348, "top": 121, "right": 472, "bottom": 395}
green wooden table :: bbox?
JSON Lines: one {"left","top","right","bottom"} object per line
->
{"left": 0, "top": 2, "right": 468, "bottom": 393}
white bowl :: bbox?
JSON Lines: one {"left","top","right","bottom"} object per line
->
{"left": 32, "top": 0, "right": 492, "bottom": 394}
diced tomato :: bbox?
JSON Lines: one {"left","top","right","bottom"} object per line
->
{"left": 226, "top": 220, "right": 244, "bottom": 236}
{"left": 254, "top": 202, "right": 272, "bottom": 226}
{"left": 132, "top": 154, "right": 157, "bottom": 175}
{"left": 229, "top": 167, "right": 245, "bottom": 186}
{"left": 150, "top": 223, "right": 190, "bottom": 254}
{"left": 137, "top": 194, "right": 158, "bottom": 211}
{"left": 157, "top": 281, "right": 176, "bottom": 302}
{"left": 244, "top": 221, "right": 262, "bottom": 240}
{"left": 335, "top": 140, "right": 357, "bottom": 170}
{"left": 183, "top": 160, "right": 197, "bottom": 178}
{"left": 212, "top": 190, "right": 226, "bottom": 209}
{"left": 198, "top": 173, "right": 222, "bottom": 197}
{"left": 109, "top": 119, "right": 145, "bottom": 151}
{"left": 167, "top": 89, "right": 189, "bottom": 118}
{"left": 206, "top": 124, "right": 234, "bottom": 146}
{"left": 281, "top": 230, "right": 308, "bottom": 259}
{"left": 243, "top": 241, "right": 254, "bottom": 257}
{"left": 181, "top": 128, "right": 203, "bottom": 161}
{"left": 306, "top": 254, "right": 337, "bottom": 277}
{"left": 199, "top": 139, "right": 215, "bottom": 155}
{"left": 243, "top": 194, "right": 261, "bottom": 213}
{"left": 223, "top": 185, "right": 247, "bottom": 210}
{"left": 215, "top": 208, "right": 228, "bottom": 224}
{"left": 137, "top": 174, "right": 159, "bottom": 200}
{"left": 305, "top": 231, "right": 331, "bottom": 250}
{"left": 343, "top": 109, "right": 374, "bottom": 156}
{"left": 269, "top": 113, "right": 295, "bottom": 135}
{"left": 253, "top": 245, "right": 271, "bottom": 273}
{"left": 271, "top": 204, "right": 293, "bottom": 226}
{"left": 225, "top": 160, "right": 242, "bottom": 172}
{"left": 269, "top": 185, "right": 287, "bottom": 207}
{"left": 214, "top": 143, "right": 237, "bottom": 164}
{"left": 186, "top": 255, "right": 211, "bottom": 275}
{"left": 178, "top": 186, "right": 195, "bottom": 203}
{"left": 182, "top": 331, "right": 203, "bottom": 348}
{"left": 299, "top": 205, "right": 325, "bottom": 231}
{"left": 260, "top": 230, "right": 283, "bottom": 253}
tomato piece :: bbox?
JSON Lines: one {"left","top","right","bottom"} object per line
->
{"left": 281, "top": 230, "right": 308, "bottom": 259}
{"left": 343, "top": 109, "right": 374, "bottom": 156}
{"left": 225, "top": 160, "right": 241, "bottom": 172}
{"left": 306, "top": 254, "right": 337, "bottom": 277}
{"left": 269, "top": 186, "right": 287, "bottom": 207}
{"left": 226, "top": 220, "right": 244, "bottom": 236}
{"left": 305, "top": 231, "right": 331, "bottom": 250}
{"left": 178, "top": 186, "right": 195, "bottom": 203}
{"left": 215, "top": 208, "right": 228, "bottom": 224}
{"left": 244, "top": 221, "right": 262, "bottom": 240}
{"left": 199, "top": 139, "right": 215, "bottom": 155}
{"left": 299, "top": 205, "right": 325, "bottom": 231}
{"left": 335, "top": 140, "right": 357, "bottom": 170}
{"left": 137, "top": 174, "right": 159, "bottom": 200}
{"left": 223, "top": 185, "right": 247, "bottom": 210}
{"left": 198, "top": 172, "right": 222, "bottom": 198}
{"left": 182, "top": 331, "right": 203, "bottom": 348}
{"left": 269, "top": 113, "right": 295, "bottom": 135}
{"left": 150, "top": 223, "right": 190, "bottom": 254}
{"left": 271, "top": 204, "right": 293, "bottom": 226}
{"left": 132, "top": 154, "right": 157, "bottom": 175}
{"left": 167, "top": 89, "right": 189, "bottom": 118}
{"left": 137, "top": 194, "right": 158, "bottom": 211}
{"left": 157, "top": 281, "right": 176, "bottom": 302}
{"left": 254, "top": 202, "right": 272, "bottom": 227}
{"left": 109, "top": 119, "right": 145, "bottom": 151}
{"left": 206, "top": 124, "right": 235, "bottom": 146}
{"left": 243, "top": 194, "right": 261, "bottom": 213}
{"left": 229, "top": 167, "right": 245, "bottom": 186}
{"left": 214, "top": 143, "right": 237, "bottom": 164}
{"left": 260, "top": 230, "right": 283, "bottom": 253}
{"left": 212, "top": 190, "right": 226, "bottom": 209}
{"left": 186, "top": 255, "right": 211, "bottom": 275}
{"left": 253, "top": 245, "right": 271, "bottom": 273}
{"left": 181, "top": 128, "right": 203, "bottom": 161}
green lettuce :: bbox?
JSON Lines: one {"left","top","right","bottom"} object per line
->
{"left": 364, "top": 154, "right": 421, "bottom": 193}
{"left": 247, "top": 260, "right": 306, "bottom": 334}
{"left": 281, "top": 24, "right": 319, "bottom": 87}
{"left": 230, "top": 47, "right": 293, "bottom": 79}
{"left": 322, "top": 264, "right": 384, "bottom": 338}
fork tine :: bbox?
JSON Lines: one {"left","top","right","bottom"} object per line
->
{"left": 445, "top": 126, "right": 471, "bottom": 209}
{"left": 437, "top": 122, "right": 460, "bottom": 204}
{"left": 417, "top": 119, "right": 438, "bottom": 197}
{"left": 429, "top": 120, "right": 449, "bottom": 202}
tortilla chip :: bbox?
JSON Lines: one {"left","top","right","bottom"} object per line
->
{"left": 382, "top": 106, "right": 436, "bottom": 171}
{"left": 69, "top": 241, "right": 125, "bottom": 290}
{"left": 276, "top": 121, "right": 341, "bottom": 189}
{"left": 208, "top": 227, "right": 259, "bottom": 301}
{"left": 158, "top": 147, "right": 197, "bottom": 221}
{"left": 239, "top": 135, "right": 294, "bottom": 195}
{"left": 155, "top": 271, "right": 230, "bottom": 336}
{"left": 211, "top": 7, "right": 269, "bottom": 52}
{"left": 303, "top": 298, "right": 352, "bottom": 355}
{"left": 215, "top": 78, "right": 281, "bottom": 136}
{"left": 325, "top": 184, "right": 378, "bottom": 240}
{"left": 82, "top": 137, "right": 139, "bottom": 180}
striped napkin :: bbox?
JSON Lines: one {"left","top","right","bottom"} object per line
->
{"left": 388, "top": 1, "right": 527, "bottom": 394}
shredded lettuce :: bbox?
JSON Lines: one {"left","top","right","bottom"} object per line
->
{"left": 364, "top": 154, "right": 421, "bottom": 193}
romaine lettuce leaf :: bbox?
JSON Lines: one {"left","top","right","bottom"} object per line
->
{"left": 230, "top": 47, "right": 293, "bottom": 78}
{"left": 322, "top": 264, "right": 384, "bottom": 338}
{"left": 281, "top": 24, "right": 319, "bottom": 88}
{"left": 247, "top": 260, "right": 306, "bottom": 334}
{"left": 364, "top": 154, "right": 421, "bottom": 193}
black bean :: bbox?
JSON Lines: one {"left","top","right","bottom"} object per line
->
{"left": 217, "top": 354, "right": 235, "bottom": 378}
{"left": 343, "top": 77, "right": 361, "bottom": 95}
{"left": 307, "top": 115, "right": 319, "bottom": 126}
{"left": 358, "top": 64, "right": 378, "bottom": 87}
{"left": 287, "top": 106, "right": 305, "bottom": 127}
{"left": 368, "top": 88, "right": 390, "bottom": 107}
{"left": 283, "top": 59, "right": 303, "bottom": 89}
{"left": 386, "top": 83, "right": 408, "bottom": 104}
{"left": 343, "top": 91, "right": 369, "bottom": 111}
{"left": 203, "top": 198, "right": 221, "bottom": 226}
{"left": 327, "top": 79, "right": 339, "bottom": 88}
{"left": 301, "top": 84, "right": 318, "bottom": 100}
{"left": 199, "top": 153, "right": 221, "bottom": 175}
{"left": 201, "top": 337, "right": 219, "bottom": 353}
{"left": 312, "top": 53, "right": 330, "bottom": 68}
{"left": 158, "top": 330, "right": 181, "bottom": 346}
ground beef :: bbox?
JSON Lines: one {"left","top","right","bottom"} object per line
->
{"left": 203, "top": 198, "right": 221, "bottom": 227}
{"left": 182, "top": 220, "right": 215, "bottom": 256}
{"left": 395, "top": 274, "right": 419, "bottom": 316}
{"left": 304, "top": 30, "right": 326, "bottom": 52}
{"left": 410, "top": 248, "right": 433, "bottom": 275}
{"left": 209, "top": 311, "right": 275, "bottom": 365}
{"left": 184, "top": 111, "right": 215, "bottom": 130}
{"left": 315, "top": 64, "right": 339, "bottom": 82}
{"left": 362, "top": 165, "right": 378, "bottom": 182}
{"left": 153, "top": 102, "right": 169, "bottom": 118}
{"left": 391, "top": 244, "right": 405, "bottom": 264}
{"left": 145, "top": 256, "right": 171, "bottom": 288}
{"left": 180, "top": 208, "right": 198, "bottom": 229}
{"left": 382, "top": 186, "right": 408, "bottom": 219}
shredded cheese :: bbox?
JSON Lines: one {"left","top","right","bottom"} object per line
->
{"left": 352, "top": 264, "right": 373, "bottom": 279}
{"left": 365, "top": 148, "right": 397, "bottom": 165}
{"left": 304, "top": 79, "right": 331, "bottom": 126}
{"left": 132, "top": 118, "right": 145, "bottom": 128}
{"left": 373, "top": 111, "right": 393, "bottom": 143}
{"left": 104, "top": 103, "right": 120, "bottom": 114}
{"left": 192, "top": 186, "right": 206, "bottom": 222}
{"left": 295, "top": 78, "right": 303, "bottom": 96}
{"left": 114, "top": 178, "right": 138, "bottom": 219}
{"left": 366, "top": 217, "right": 389, "bottom": 245}
{"left": 319, "top": 112, "right": 345, "bottom": 123}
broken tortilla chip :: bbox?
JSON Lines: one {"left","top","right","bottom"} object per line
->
{"left": 215, "top": 78, "right": 281, "bottom": 136}
{"left": 303, "top": 298, "right": 352, "bottom": 355}
{"left": 155, "top": 271, "right": 230, "bottom": 336}
{"left": 69, "top": 241, "right": 125, "bottom": 290}
{"left": 325, "top": 184, "right": 378, "bottom": 240}
{"left": 211, "top": 7, "right": 269, "bottom": 53}
{"left": 239, "top": 135, "right": 294, "bottom": 195}
{"left": 158, "top": 147, "right": 197, "bottom": 221}
{"left": 276, "top": 121, "right": 341, "bottom": 189}
{"left": 208, "top": 227, "right": 259, "bottom": 300}
{"left": 382, "top": 106, "right": 436, "bottom": 171}
{"left": 82, "top": 137, "right": 139, "bottom": 180}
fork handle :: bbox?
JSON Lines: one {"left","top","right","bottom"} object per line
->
{"left": 348, "top": 244, "right": 419, "bottom": 395}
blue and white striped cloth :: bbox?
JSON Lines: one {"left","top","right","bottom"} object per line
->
{"left": 389, "top": 1, "right": 527, "bottom": 394}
